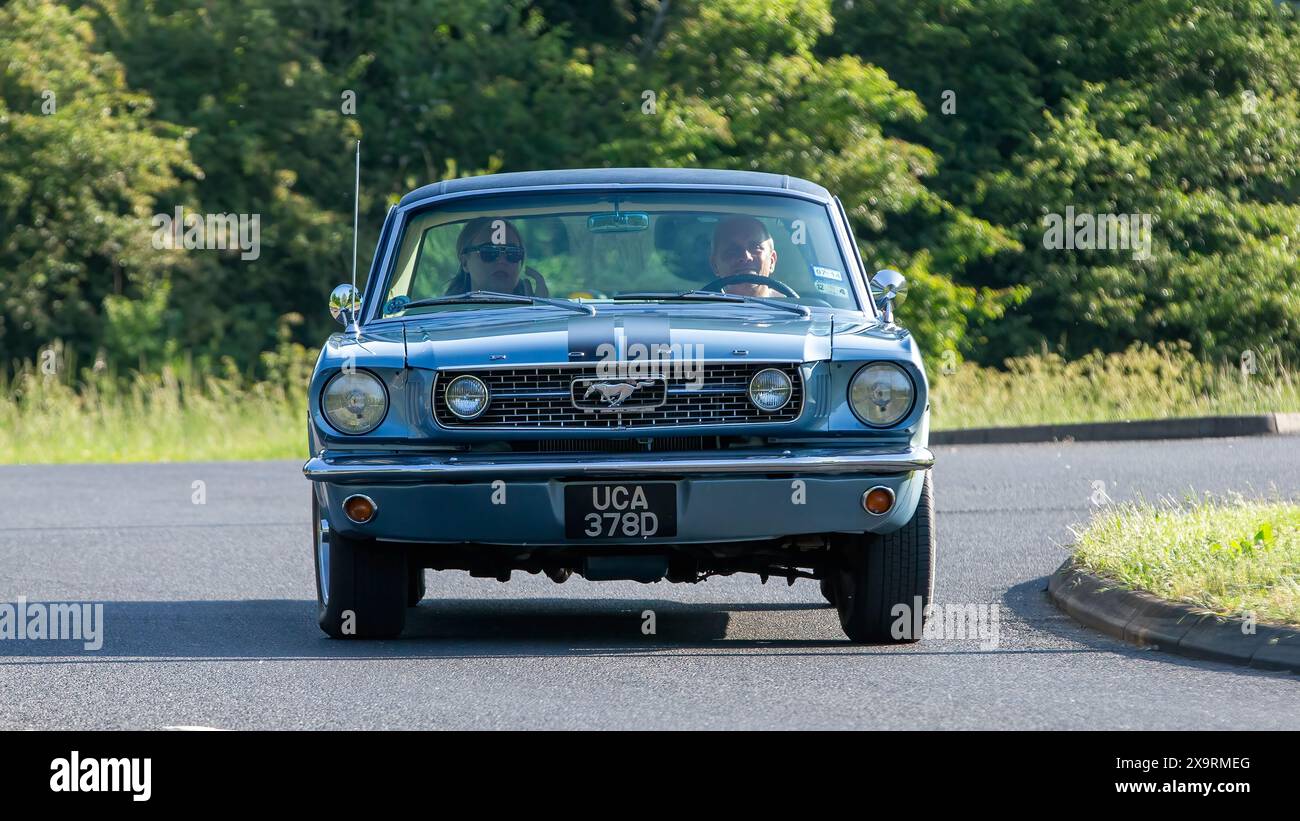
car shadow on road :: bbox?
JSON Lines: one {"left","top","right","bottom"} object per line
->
{"left": 0, "top": 596, "right": 1087, "bottom": 663}
{"left": 0, "top": 597, "right": 828, "bottom": 662}
{"left": 1, "top": 581, "right": 1238, "bottom": 665}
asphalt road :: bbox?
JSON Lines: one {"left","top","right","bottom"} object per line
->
{"left": 1, "top": 437, "right": 1297, "bottom": 729}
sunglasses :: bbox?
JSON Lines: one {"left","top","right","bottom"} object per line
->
{"left": 464, "top": 243, "right": 524, "bottom": 263}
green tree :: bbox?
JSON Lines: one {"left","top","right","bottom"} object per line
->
{"left": 0, "top": 0, "right": 192, "bottom": 371}
{"left": 582, "top": 0, "right": 1024, "bottom": 362}
{"left": 87, "top": 0, "right": 362, "bottom": 369}
{"left": 832, "top": 0, "right": 1300, "bottom": 364}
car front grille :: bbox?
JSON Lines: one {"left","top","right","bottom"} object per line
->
{"left": 433, "top": 364, "right": 803, "bottom": 429}
{"left": 513, "top": 436, "right": 732, "bottom": 453}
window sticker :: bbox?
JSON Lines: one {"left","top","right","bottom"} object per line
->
{"left": 814, "top": 280, "right": 850, "bottom": 298}
{"left": 812, "top": 265, "right": 843, "bottom": 281}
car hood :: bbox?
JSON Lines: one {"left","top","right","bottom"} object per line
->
{"left": 402, "top": 305, "right": 834, "bottom": 369}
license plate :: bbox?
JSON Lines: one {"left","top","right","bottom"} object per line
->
{"left": 564, "top": 482, "right": 677, "bottom": 539}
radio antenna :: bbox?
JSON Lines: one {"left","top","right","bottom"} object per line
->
{"left": 351, "top": 139, "right": 361, "bottom": 331}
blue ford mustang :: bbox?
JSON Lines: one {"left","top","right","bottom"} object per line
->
{"left": 303, "top": 168, "right": 935, "bottom": 642}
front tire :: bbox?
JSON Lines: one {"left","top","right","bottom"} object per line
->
{"left": 832, "top": 473, "right": 936, "bottom": 643}
{"left": 313, "top": 491, "right": 407, "bottom": 639}
{"left": 818, "top": 578, "right": 837, "bottom": 607}
{"left": 407, "top": 565, "right": 426, "bottom": 607}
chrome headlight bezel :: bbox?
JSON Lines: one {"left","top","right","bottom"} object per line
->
{"left": 747, "top": 367, "right": 793, "bottom": 413}
{"left": 444, "top": 374, "right": 491, "bottom": 420}
{"left": 320, "top": 369, "right": 389, "bottom": 435}
{"left": 848, "top": 362, "right": 917, "bottom": 428}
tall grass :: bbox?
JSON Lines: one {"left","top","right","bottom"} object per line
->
{"left": 1, "top": 341, "right": 1297, "bottom": 463}
{"left": 930, "top": 342, "right": 1300, "bottom": 430}
{"left": 0, "top": 344, "right": 311, "bottom": 464}
{"left": 1073, "top": 495, "right": 1300, "bottom": 626}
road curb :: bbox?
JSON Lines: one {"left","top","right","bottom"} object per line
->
{"left": 933, "top": 412, "right": 1300, "bottom": 445}
{"left": 1047, "top": 559, "right": 1300, "bottom": 674}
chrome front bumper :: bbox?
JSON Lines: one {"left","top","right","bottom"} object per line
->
{"left": 303, "top": 445, "right": 934, "bottom": 484}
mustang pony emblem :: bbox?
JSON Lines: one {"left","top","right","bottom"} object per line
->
{"left": 583, "top": 380, "right": 655, "bottom": 408}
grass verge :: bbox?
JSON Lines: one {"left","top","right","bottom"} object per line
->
{"left": 930, "top": 342, "right": 1299, "bottom": 430}
{"left": 1072, "top": 496, "right": 1300, "bottom": 627}
{"left": 0, "top": 346, "right": 310, "bottom": 464}
{"left": 1, "top": 342, "right": 1296, "bottom": 463}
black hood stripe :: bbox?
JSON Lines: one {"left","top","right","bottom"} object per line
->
{"left": 566, "top": 316, "right": 617, "bottom": 360}
{"left": 567, "top": 315, "right": 672, "bottom": 362}
{"left": 622, "top": 315, "right": 672, "bottom": 359}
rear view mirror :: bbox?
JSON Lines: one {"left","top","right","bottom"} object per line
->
{"left": 587, "top": 211, "right": 649, "bottom": 233}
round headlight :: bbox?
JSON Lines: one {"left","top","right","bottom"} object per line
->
{"left": 445, "top": 375, "right": 490, "bottom": 420}
{"left": 849, "top": 363, "right": 915, "bottom": 427}
{"left": 322, "top": 370, "right": 388, "bottom": 435}
{"left": 748, "top": 368, "right": 793, "bottom": 412}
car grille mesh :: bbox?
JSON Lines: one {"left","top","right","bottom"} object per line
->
{"left": 433, "top": 364, "right": 803, "bottom": 428}
{"left": 520, "top": 436, "right": 722, "bottom": 453}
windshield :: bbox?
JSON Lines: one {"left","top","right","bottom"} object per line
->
{"left": 379, "top": 190, "right": 862, "bottom": 316}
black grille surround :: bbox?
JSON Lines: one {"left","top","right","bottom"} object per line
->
{"left": 432, "top": 363, "right": 804, "bottom": 429}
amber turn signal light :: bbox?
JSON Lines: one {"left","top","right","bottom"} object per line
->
{"left": 862, "top": 486, "right": 895, "bottom": 516}
{"left": 342, "top": 494, "right": 377, "bottom": 524}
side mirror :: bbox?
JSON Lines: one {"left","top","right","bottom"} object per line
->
{"left": 871, "top": 269, "right": 907, "bottom": 324}
{"left": 329, "top": 283, "right": 362, "bottom": 326}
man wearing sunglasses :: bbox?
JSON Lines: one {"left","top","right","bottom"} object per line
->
{"left": 446, "top": 217, "right": 550, "bottom": 297}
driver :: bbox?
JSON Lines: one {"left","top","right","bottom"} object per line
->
{"left": 445, "top": 217, "right": 549, "bottom": 297}
{"left": 709, "top": 216, "right": 780, "bottom": 298}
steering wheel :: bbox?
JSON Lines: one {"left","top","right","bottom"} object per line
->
{"left": 700, "top": 273, "right": 800, "bottom": 298}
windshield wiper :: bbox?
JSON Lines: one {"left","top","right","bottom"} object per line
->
{"left": 398, "top": 290, "right": 595, "bottom": 316}
{"left": 613, "top": 290, "right": 810, "bottom": 317}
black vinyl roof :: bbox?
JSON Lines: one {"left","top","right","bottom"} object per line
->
{"left": 398, "top": 167, "right": 832, "bottom": 207}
